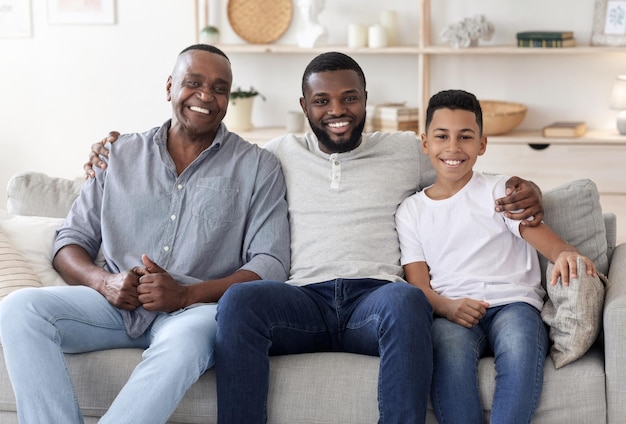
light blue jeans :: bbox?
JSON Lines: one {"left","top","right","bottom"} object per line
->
{"left": 0, "top": 285, "right": 217, "bottom": 424}
{"left": 430, "top": 302, "right": 549, "bottom": 424}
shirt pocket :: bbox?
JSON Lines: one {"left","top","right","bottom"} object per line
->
{"left": 192, "top": 177, "right": 239, "bottom": 225}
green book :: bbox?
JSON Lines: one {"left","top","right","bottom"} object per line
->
{"left": 516, "top": 31, "right": 574, "bottom": 40}
{"left": 517, "top": 38, "right": 576, "bottom": 48}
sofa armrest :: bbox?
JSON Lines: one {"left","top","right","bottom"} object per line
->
{"left": 603, "top": 243, "right": 626, "bottom": 423}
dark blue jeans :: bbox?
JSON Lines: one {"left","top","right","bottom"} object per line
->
{"left": 215, "top": 278, "right": 433, "bottom": 423}
{"left": 430, "top": 302, "right": 549, "bottom": 424}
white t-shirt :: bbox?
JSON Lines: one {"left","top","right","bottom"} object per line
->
{"left": 395, "top": 172, "right": 545, "bottom": 311}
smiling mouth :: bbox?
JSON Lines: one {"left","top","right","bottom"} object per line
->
{"left": 442, "top": 159, "right": 463, "bottom": 166}
{"left": 190, "top": 106, "right": 210, "bottom": 115}
{"left": 328, "top": 121, "right": 349, "bottom": 128}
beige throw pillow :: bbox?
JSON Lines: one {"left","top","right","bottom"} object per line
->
{"left": 0, "top": 227, "right": 43, "bottom": 300}
{"left": 541, "top": 257, "right": 606, "bottom": 368}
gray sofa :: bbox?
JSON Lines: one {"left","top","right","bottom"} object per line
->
{"left": 0, "top": 171, "right": 625, "bottom": 423}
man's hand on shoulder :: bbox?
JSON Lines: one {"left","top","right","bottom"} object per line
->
{"left": 495, "top": 176, "right": 544, "bottom": 227}
{"left": 84, "top": 131, "right": 120, "bottom": 179}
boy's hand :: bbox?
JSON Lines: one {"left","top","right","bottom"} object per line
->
{"left": 495, "top": 176, "right": 544, "bottom": 226}
{"left": 442, "top": 298, "right": 489, "bottom": 328}
{"left": 83, "top": 131, "right": 120, "bottom": 179}
{"left": 550, "top": 252, "right": 598, "bottom": 286}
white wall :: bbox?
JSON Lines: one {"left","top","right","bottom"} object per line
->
{"left": 1, "top": 0, "right": 623, "bottom": 204}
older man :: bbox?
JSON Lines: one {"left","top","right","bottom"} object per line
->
{"left": 0, "top": 44, "right": 289, "bottom": 424}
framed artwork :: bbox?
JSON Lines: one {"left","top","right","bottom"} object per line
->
{"left": 591, "top": 0, "right": 626, "bottom": 46}
{"left": 47, "top": 0, "right": 116, "bottom": 24}
{"left": 0, "top": 0, "right": 32, "bottom": 37}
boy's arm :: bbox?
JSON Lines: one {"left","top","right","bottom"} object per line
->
{"left": 403, "top": 262, "right": 488, "bottom": 328}
{"left": 520, "top": 223, "right": 597, "bottom": 286}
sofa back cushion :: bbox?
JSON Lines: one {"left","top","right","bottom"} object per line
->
{"left": 7, "top": 171, "right": 82, "bottom": 218}
{"left": 0, "top": 225, "right": 43, "bottom": 300}
{"left": 539, "top": 179, "right": 609, "bottom": 283}
{"left": 0, "top": 210, "right": 67, "bottom": 287}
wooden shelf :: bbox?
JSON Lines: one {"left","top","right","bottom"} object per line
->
{"left": 238, "top": 127, "right": 626, "bottom": 146}
{"left": 215, "top": 44, "right": 626, "bottom": 55}
{"left": 488, "top": 129, "right": 626, "bottom": 145}
{"left": 215, "top": 44, "right": 422, "bottom": 54}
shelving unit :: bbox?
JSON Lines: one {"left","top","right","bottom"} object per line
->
{"left": 205, "top": 0, "right": 626, "bottom": 136}
{"left": 203, "top": 0, "right": 626, "bottom": 242}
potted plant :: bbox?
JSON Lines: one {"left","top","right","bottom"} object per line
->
{"left": 224, "top": 86, "right": 265, "bottom": 131}
{"left": 229, "top": 86, "right": 265, "bottom": 104}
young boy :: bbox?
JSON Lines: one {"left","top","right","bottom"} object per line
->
{"left": 395, "top": 89, "right": 598, "bottom": 424}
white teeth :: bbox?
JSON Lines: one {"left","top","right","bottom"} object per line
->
{"left": 190, "top": 106, "right": 209, "bottom": 114}
{"left": 444, "top": 159, "right": 462, "bottom": 166}
{"left": 328, "top": 121, "right": 349, "bottom": 128}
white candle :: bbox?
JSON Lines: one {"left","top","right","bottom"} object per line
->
{"left": 348, "top": 23, "right": 368, "bottom": 48}
{"left": 380, "top": 10, "right": 398, "bottom": 46}
{"left": 368, "top": 24, "right": 387, "bottom": 48}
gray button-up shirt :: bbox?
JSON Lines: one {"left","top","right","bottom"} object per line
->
{"left": 53, "top": 121, "right": 290, "bottom": 337}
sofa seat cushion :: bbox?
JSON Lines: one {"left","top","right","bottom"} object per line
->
{"left": 0, "top": 345, "right": 606, "bottom": 424}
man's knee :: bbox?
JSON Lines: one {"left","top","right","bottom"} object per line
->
{"left": 384, "top": 283, "right": 432, "bottom": 321}
{"left": 218, "top": 281, "right": 282, "bottom": 319}
{"left": 0, "top": 288, "right": 43, "bottom": 330}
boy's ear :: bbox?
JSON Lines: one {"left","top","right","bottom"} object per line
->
{"left": 478, "top": 135, "right": 488, "bottom": 156}
{"left": 420, "top": 133, "right": 429, "bottom": 154}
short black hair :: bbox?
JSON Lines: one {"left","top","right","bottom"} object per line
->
{"left": 179, "top": 44, "right": 230, "bottom": 62}
{"left": 301, "top": 52, "right": 366, "bottom": 96}
{"left": 425, "top": 89, "right": 483, "bottom": 135}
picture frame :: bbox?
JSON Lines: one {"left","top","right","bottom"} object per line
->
{"left": 47, "top": 0, "right": 116, "bottom": 25}
{"left": 0, "top": 0, "right": 32, "bottom": 37}
{"left": 591, "top": 0, "right": 626, "bottom": 46}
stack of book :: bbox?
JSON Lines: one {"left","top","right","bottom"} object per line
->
{"left": 516, "top": 31, "right": 576, "bottom": 48}
{"left": 542, "top": 121, "right": 586, "bottom": 138}
{"left": 372, "top": 104, "right": 419, "bottom": 132}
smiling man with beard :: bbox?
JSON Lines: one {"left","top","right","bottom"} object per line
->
{"left": 0, "top": 44, "right": 289, "bottom": 424}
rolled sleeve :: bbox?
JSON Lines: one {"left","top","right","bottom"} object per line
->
{"left": 239, "top": 151, "right": 290, "bottom": 282}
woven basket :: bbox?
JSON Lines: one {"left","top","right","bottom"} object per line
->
{"left": 228, "top": 0, "right": 293, "bottom": 44}
{"left": 480, "top": 100, "right": 527, "bottom": 136}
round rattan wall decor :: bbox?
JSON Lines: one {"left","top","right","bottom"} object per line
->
{"left": 227, "top": 0, "right": 293, "bottom": 44}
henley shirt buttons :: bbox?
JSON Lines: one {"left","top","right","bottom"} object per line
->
{"left": 334, "top": 160, "right": 340, "bottom": 166}
{"left": 170, "top": 215, "right": 176, "bottom": 221}
{"left": 177, "top": 184, "right": 183, "bottom": 190}
{"left": 163, "top": 246, "right": 170, "bottom": 252}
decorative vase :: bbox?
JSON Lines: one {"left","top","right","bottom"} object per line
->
{"left": 200, "top": 26, "right": 220, "bottom": 45}
{"left": 223, "top": 97, "right": 254, "bottom": 131}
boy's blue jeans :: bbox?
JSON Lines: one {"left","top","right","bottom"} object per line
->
{"left": 215, "top": 278, "right": 433, "bottom": 424}
{"left": 0, "top": 285, "right": 217, "bottom": 424}
{"left": 430, "top": 302, "right": 549, "bottom": 424}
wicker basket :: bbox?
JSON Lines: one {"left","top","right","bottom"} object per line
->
{"left": 227, "top": 0, "right": 293, "bottom": 44}
{"left": 480, "top": 100, "right": 527, "bottom": 136}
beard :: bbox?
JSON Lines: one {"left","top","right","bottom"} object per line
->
{"left": 308, "top": 114, "right": 367, "bottom": 154}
